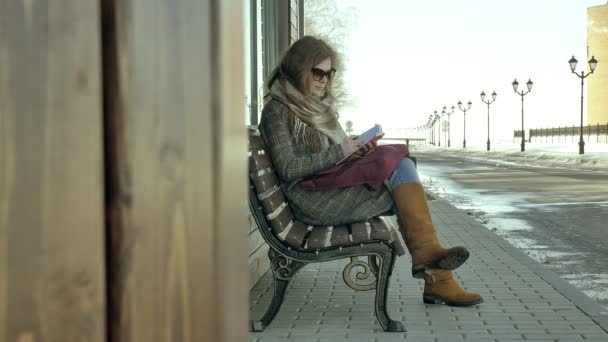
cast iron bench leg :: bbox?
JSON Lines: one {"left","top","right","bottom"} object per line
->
{"left": 369, "top": 255, "right": 379, "bottom": 276}
{"left": 250, "top": 275, "right": 291, "bottom": 332}
{"left": 375, "top": 249, "right": 405, "bottom": 332}
{"left": 250, "top": 251, "right": 305, "bottom": 332}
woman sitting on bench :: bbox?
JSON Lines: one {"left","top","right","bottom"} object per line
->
{"left": 258, "top": 36, "right": 482, "bottom": 307}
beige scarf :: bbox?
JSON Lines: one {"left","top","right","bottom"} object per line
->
{"left": 268, "top": 78, "right": 347, "bottom": 149}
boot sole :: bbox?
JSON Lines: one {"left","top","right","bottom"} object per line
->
{"left": 423, "top": 294, "right": 483, "bottom": 307}
{"left": 412, "top": 247, "right": 470, "bottom": 278}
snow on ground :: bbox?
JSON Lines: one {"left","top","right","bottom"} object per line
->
{"left": 408, "top": 140, "right": 608, "bottom": 171}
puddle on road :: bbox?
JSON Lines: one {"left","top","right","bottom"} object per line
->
{"left": 562, "top": 273, "right": 608, "bottom": 303}
{"left": 484, "top": 217, "right": 533, "bottom": 231}
{"left": 418, "top": 163, "right": 608, "bottom": 310}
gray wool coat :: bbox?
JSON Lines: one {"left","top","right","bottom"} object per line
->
{"left": 259, "top": 99, "right": 395, "bottom": 226}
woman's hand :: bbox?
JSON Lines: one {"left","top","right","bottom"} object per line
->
{"left": 358, "top": 141, "right": 375, "bottom": 154}
{"left": 340, "top": 136, "right": 362, "bottom": 157}
{"left": 354, "top": 133, "right": 384, "bottom": 156}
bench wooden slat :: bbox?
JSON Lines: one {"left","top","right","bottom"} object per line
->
{"left": 269, "top": 206, "right": 293, "bottom": 234}
{"left": 249, "top": 152, "right": 272, "bottom": 172}
{"left": 330, "top": 225, "right": 349, "bottom": 246}
{"left": 390, "top": 230, "right": 407, "bottom": 256}
{"left": 370, "top": 217, "right": 391, "bottom": 241}
{"left": 249, "top": 132, "right": 266, "bottom": 152}
{"left": 350, "top": 222, "right": 369, "bottom": 243}
{"left": 251, "top": 171, "right": 279, "bottom": 193}
{"left": 260, "top": 188, "right": 286, "bottom": 215}
{"left": 284, "top": 221, "right": 308, "bottom": 249}
{"left": 307, "top": 227, "right": 329, "bottom": 250}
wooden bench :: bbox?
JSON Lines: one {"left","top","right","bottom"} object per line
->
{"left": 248, "top": 127, "right": 408, "bottom": 332}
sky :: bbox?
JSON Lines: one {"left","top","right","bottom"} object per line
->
{"left": 336, "top": 0, "right": 607, "bottom": 146}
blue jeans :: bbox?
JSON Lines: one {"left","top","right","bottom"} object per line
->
{"left": 388, "top": 158, "right": 420, "bottom": 190}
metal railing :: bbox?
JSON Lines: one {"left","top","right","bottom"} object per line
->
{"left": 514, "top": 122, "right": 608, "bottom": 144}
{"left": 382, "top": 127, "right": 428, "bottom": 145}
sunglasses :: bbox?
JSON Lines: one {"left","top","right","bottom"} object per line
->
{"left": 311, "top": 67, "right": 336, "bottom": 81}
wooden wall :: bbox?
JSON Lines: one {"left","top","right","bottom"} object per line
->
{"left": 0, "top": 1, "right": 106, "bottom": 341}
{"left": 1, "top": 0, "right": 249, "bottom": 341}
{"left": 103, "top": 0, "right": 248, "bottom": 341}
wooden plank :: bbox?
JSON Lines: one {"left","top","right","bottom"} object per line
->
{"left": 284, "top": 221, "right": 308, "bottom": 249}
{"left": 269, "top": 206, "right": 294, "bottom": 234}
{"left": 390, "top": 230, "right": 407, "bottom": 256}
{"left": 330, "top": 225, "right": 350, "bottom": 246}
{"left": 350, "top": 222, "right": 370, "bottom": 242}
{"left": 0, "top": 1, "right": 106, "bottom": 341}
{"left": 103, "top": 0, "right": 248, "bottom": 341}
{"left": 306, "top": 227, "right": 329, "bottom": 250}
{"left": 249, "top": 133, "right": 266, "bottom": 152}
{"left": 370, "top": 217, "right": 391, "bottom": 241}
{"left": 249, "top": 152, "right": 272, "bottom": 172}
{"left": 252, "top": 171, "right": 280, "bottom": 193}
{"left": 260, "top": 188, "right": 286, "bottom": 214}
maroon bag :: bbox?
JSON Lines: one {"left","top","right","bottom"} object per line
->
{"left": 300, "top": 144, "right": 409, "bottom": 191}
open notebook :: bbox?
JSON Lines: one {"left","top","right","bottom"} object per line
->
{"left": 336, "top": 124, "right": 383, "bottom": 165}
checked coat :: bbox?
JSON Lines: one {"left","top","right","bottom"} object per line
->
{"left": 259, "top": 99, "right": 395, "bottom": 226}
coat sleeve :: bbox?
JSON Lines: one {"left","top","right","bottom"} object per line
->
{"left": 259, "top": 103, "right": 346, "bottom": 183}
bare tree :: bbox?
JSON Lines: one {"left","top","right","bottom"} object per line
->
{"left": 304, "top": 0, "right": 358, "bottom": 111}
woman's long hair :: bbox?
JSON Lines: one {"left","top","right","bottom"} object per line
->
{"left": 266, "top": 36, "right": 339, "bottom": 101}
{"left": 264, "top": 36, "right": 344, "bottom": 149}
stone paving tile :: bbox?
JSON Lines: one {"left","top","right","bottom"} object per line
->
{"left": 250, "top": 199, "right": 608, "bottom": 341}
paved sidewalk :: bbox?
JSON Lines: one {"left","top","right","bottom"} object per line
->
{"left": 249, "top": 196, "right": 608, "bottom": 342}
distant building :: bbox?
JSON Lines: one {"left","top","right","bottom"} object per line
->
{"left": 587, "top": 3, "right": 608, "bottom": 124}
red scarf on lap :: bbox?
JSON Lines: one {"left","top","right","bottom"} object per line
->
{"left": 300, "top": 144, "right": 409, "bottom": 191}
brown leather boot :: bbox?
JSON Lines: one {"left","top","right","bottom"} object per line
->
{"left": 393, "top": 182, "right": 469, "bottom": 278}
{"left": 423, "top": 270, "right": 483, "bottom": 306}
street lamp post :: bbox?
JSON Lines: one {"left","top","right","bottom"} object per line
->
{"left": 457, "top": 100, "right": 472, "bottom": 148}
{"left": 435, "top": 110, "right": 441, "bottom": 147}
{"left": 432, "top": 113, "right": 438, "bottom": 145}
{"left": 428, "top": 114, "right": 435, "bottom": 145}
{"left": 512, "top": 78, "right": 533, "bottom": 152}
{"left": 442, "top": 105, "right": 455, "bottom": 147}
{"left": 569, "top": 55, "right": 598, "bottom": 154}
{"left": 429, "top": 114, "right": 435, "bottom": 146}
{"left": 480, "top": 91, "right": 497, "bottom": 151}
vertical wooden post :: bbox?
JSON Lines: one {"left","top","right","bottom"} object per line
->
{"left": 0, "top": 1, "right": 106, "bottom": 341}
{"left": 102, "top": 0, "right": 248, "bottom": 341}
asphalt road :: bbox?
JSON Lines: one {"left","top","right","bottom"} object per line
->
{"left": 413, "top": 150, "right": 608, "bottom": 309}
